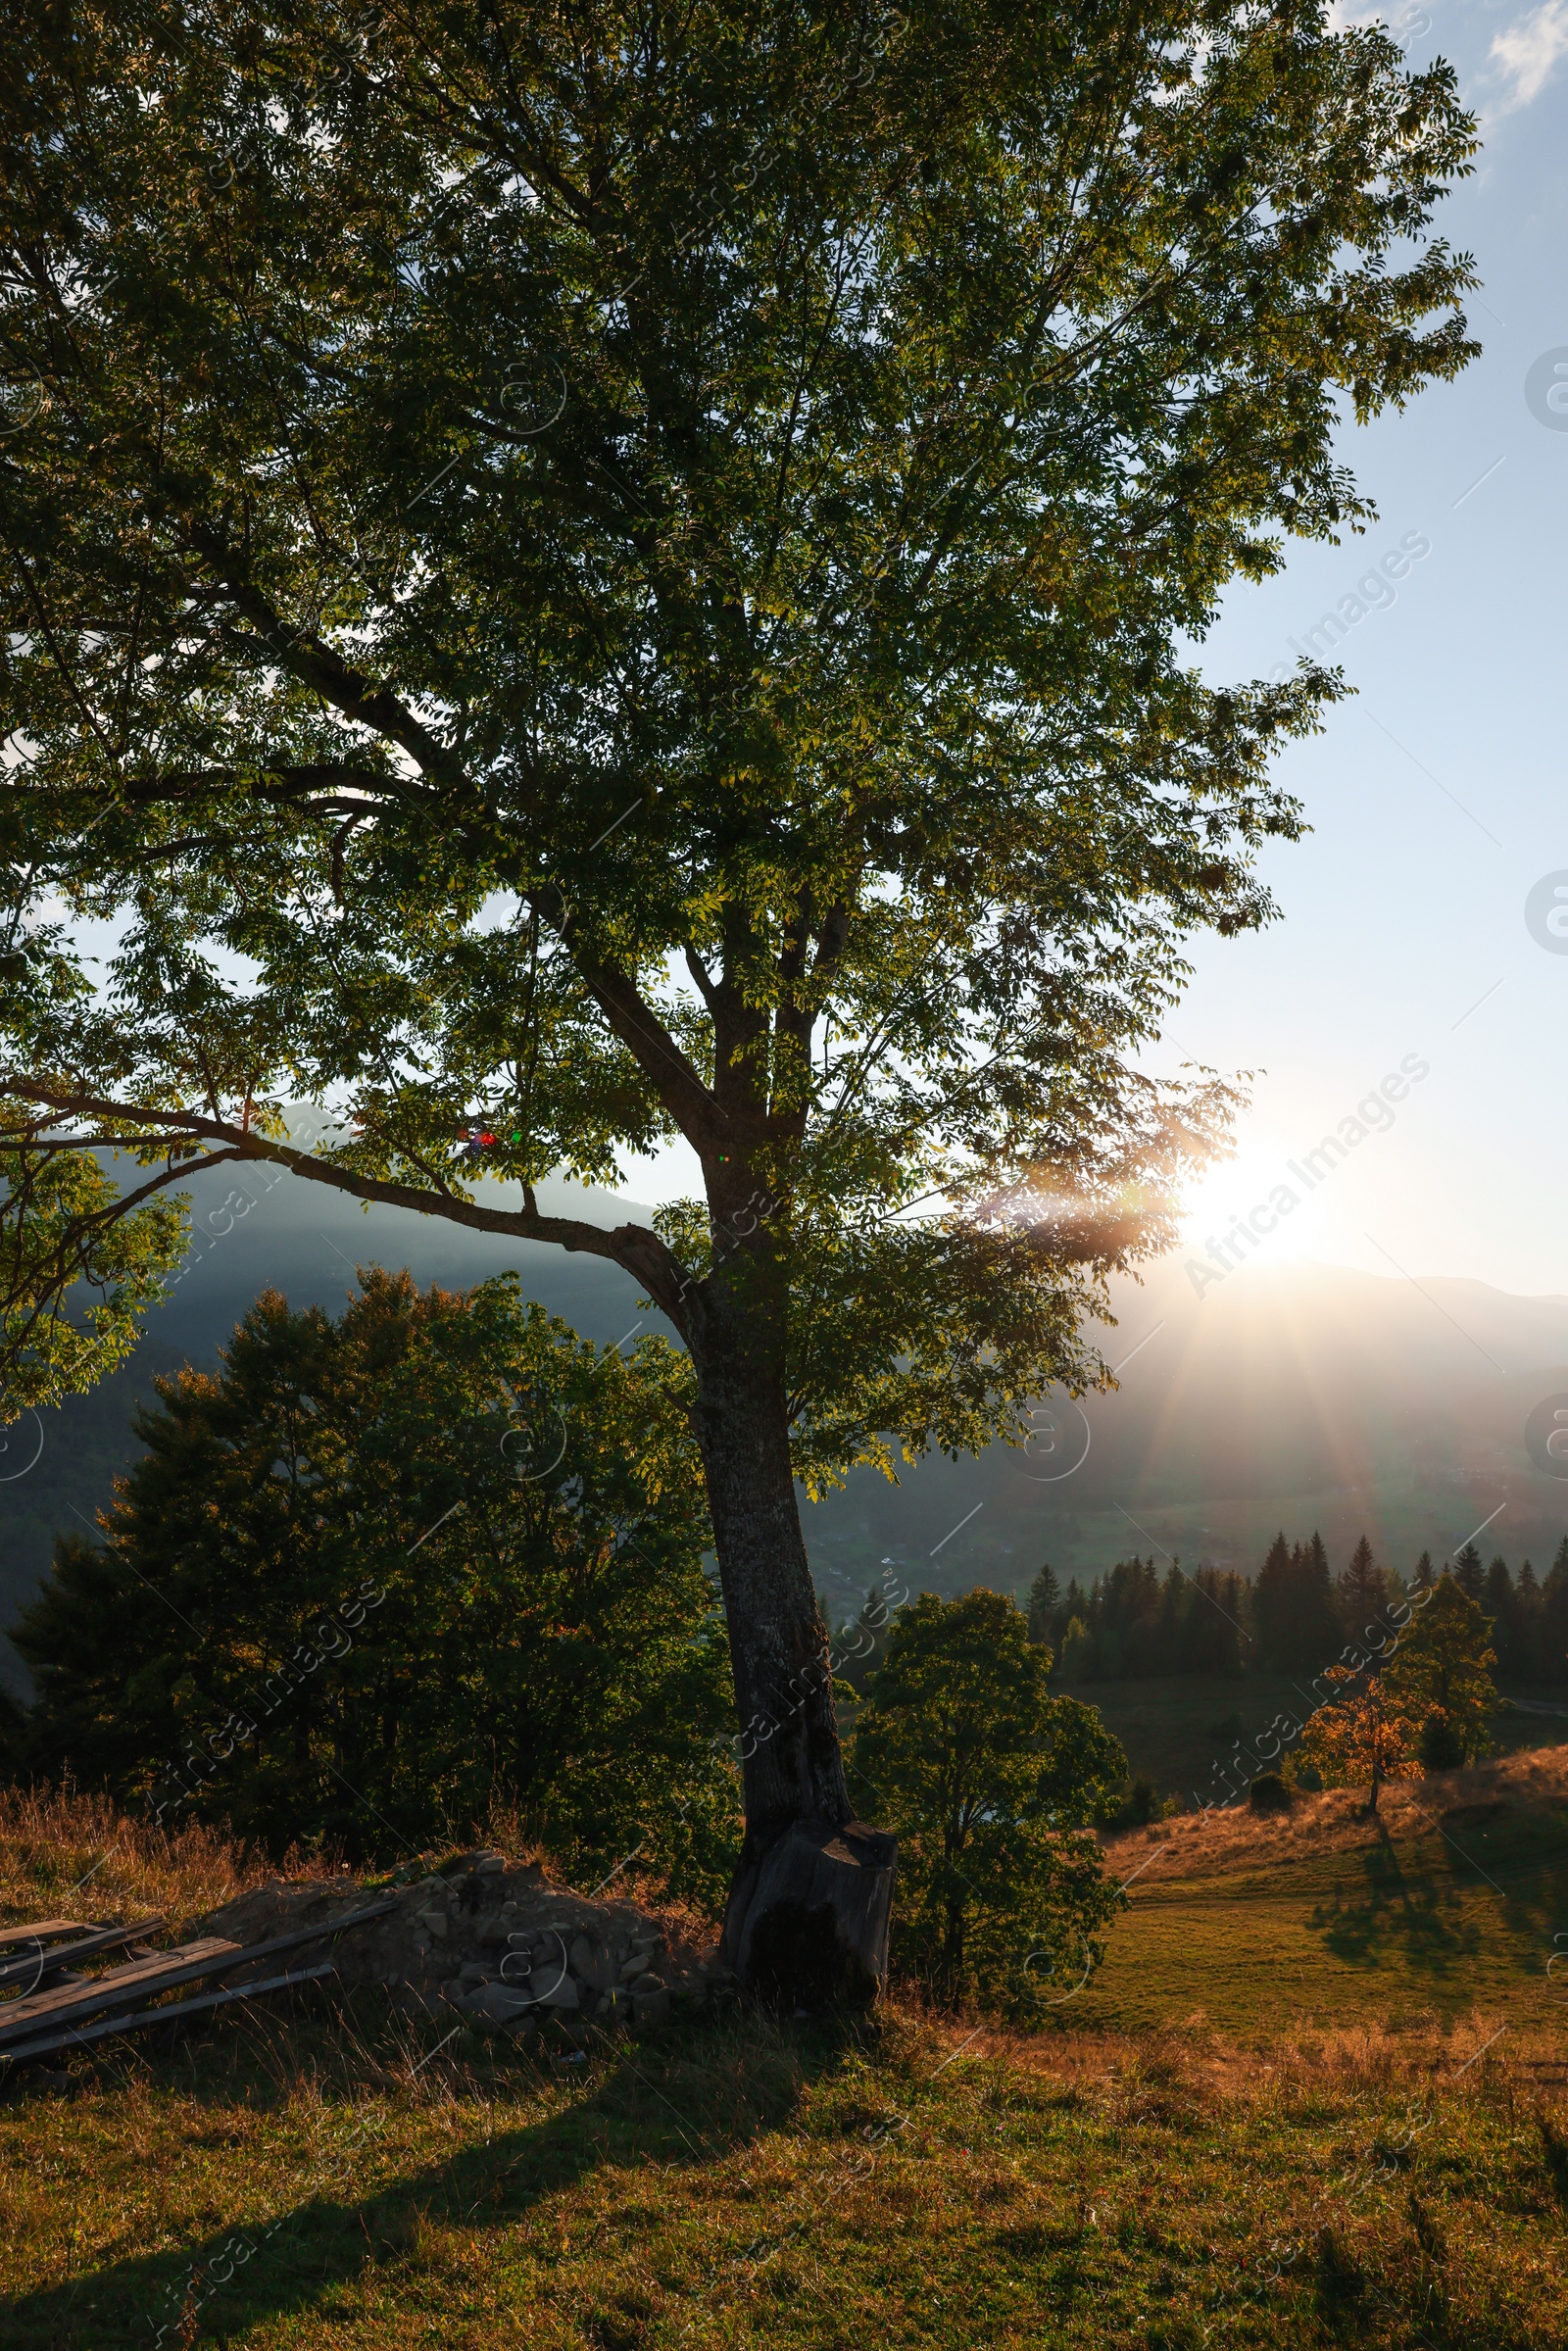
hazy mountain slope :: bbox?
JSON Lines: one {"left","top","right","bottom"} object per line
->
{"left": 7, "top": 1150, "right": 1568, "bottom": 1687}
{"left": 801, "top": 1254, "right": 1568, "bottom": 1619}
{"left": 0, "top": 1152, "right": 663, "bottom": 1672}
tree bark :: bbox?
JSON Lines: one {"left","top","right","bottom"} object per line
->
{"left": 690, "top": 1275, "right": 894, "bottom": 2002}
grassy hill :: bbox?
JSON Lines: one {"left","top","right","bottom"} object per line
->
{"left": 1079, "top": 1746, "right": 1568, "bottom": 2039}
{"left": 4, "top": 1784, "right": 1568, "bottom": 2348}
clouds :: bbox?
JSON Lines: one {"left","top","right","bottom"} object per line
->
{"left": 1491, "top": 0, "right": 1568, "bottom": 110}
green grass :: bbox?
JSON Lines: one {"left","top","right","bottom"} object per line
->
{"left": 1075, "top": 1746, "right": 1568, "bottom": 2037}
{"left": 3, "top": 1991, "right": 1566, "bottom": 2349}
{"left": 5, "top": 1760, "right": 1568, "bottom": 2346}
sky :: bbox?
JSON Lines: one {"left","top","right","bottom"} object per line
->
{"left": 1142, "top": 0, "right": 1568, "bottom": 1295}
{"left": 624, "top": 3, "right": 1568, "bottom": 1299}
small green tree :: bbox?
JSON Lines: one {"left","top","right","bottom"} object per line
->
{"left": 852, "top": 1590, "right": 1125, "bottom": 2009}
{"left": 12, "top": 1270, "right": 739, "bottom": 1902}
{"left": 1026, "top": 1562, "right": 1062, "bottom": 1647}
{"left": 1384, "top": 1572, "right": 1497, "bottom": 1765}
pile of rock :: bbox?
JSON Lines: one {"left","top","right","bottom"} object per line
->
{"left": 200, "top": 1847, "right": 726, "bottom": 2037}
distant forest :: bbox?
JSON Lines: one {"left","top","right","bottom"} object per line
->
{"left": 1014, "top": 1535, "right": 1568, "bottom": 1686}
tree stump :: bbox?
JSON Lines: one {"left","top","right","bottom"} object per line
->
{"left": 723, "top": 1818, "right": 896, "bottom": 2006}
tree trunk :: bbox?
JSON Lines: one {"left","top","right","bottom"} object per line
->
{"left": 691, "top": 1287, "right": 895, "bottom": 2003}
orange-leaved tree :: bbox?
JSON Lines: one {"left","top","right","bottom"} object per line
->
{"left": 1298, "top": 1663, "right": 1420, "bottom": 1815}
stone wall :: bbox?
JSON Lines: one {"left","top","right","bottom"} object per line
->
{"left": 201, "top": 1847, "right": 727, "bottom": 2036}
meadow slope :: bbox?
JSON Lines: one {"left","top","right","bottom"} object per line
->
{"left": 1081, "top": 1747, "right": 1568, "bottom": 2038}
{"left": 2, "top": 1786, "right": 1568, "bottom": 2347}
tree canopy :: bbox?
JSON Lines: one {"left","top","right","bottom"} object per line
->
{"left": 853, "top": 1587, "right": 1126, "bottom": 2006}
{"left": 0, "top": 0, "right": 1476, "bottom": 1457}
{"left": 1297, "top": 1659, "right": 1419, "bottom": 1813}
{"left": 1383, "top": 1571, "right": 1496, "bottom": 1768}
{"left": 7, "top": 1270, "right": 739, "bottom": 1901}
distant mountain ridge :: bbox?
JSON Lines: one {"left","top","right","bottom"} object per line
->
{"left": 0, "top": 1151, "right": 662, "bottom": 1667}
{"left": 804, "top": 1253, "right": 1568, "bottom": 1616}
{"left": 6, "top": 1143, "right": 1568, "bottom": 1684}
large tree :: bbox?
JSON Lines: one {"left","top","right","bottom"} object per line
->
{"left": 9, "top": 1272, "right": 739, "bottom": 1897}
{"left": 0, "top": 1, "right": 1475, "bottom": 1987}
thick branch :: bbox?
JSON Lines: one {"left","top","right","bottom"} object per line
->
{"left": 181, "top": 530, "right": 460, "bottom": 785}
{"left": 566, "top": 938, "right": 731, "bottom": 1156}
{"left": 116, "top": 765, "right": 405, "bottom": 806}
{"left": 2, "top": 1081, "right": 697, "bottom": 1331}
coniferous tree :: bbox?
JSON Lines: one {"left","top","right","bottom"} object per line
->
{"left": 1026, "top": 1563, "right": 1062, "bottom": 1649}
{"left": 1293, "top": 1532, "right": 1343, "bottom": 1670}
{"left": 1542, "top": 1541, "right": 1568, "bottom": 1685}
{"left": 1453, "top": 1543, "right": 1486, "bottom": 1604}
{"left": 1058, "top": 1617, "right": 1096, "bottom": 1686}
{"left": 1337, "top": 1536, "right": 1389, "bottom": 1643}
{"left": 1186, "top": 1569, "right": 1248, "bottom": 1677}
{"left": 1253, "top": 1532, "right": 1293, "bottom": 1670}
{"left": 1126, "top": 1555, "right": 1166, "bottom": 1676}
{"left": 1159, "top": 1563, "right": 1188, "bottom": 1663}
{"left": 1413, "top": 1550, "right": 1437, "bottom": 1594}
{"left": 1093, "top": 1585, "right": 1124, "bottom": 1681}
{"left": 1516, "top": 1559, "right": 1544, "bottom": 1681}
{"left": 1482, "top": 1556, "right": 1516, "bottom": 1677}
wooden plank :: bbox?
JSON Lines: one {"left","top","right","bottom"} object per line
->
{"left": 0, "top": 1938, "right": 241, "bottom": 2041}
{"left": 0, "top": 1891, "right": 402, "bottom": 2043}
{"left": 0, "top": 1920, "right": 88, "bottom": 1954}
{"left": 0, "top": 1962, "right": 338, "bottom": 2067}
{"left": 0, "top": 1917, "right": 166, "bottom": 1991}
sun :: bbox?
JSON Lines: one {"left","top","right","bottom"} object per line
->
{"left": 1177, "top": 1147, "right": 1331, "bottom": 1268}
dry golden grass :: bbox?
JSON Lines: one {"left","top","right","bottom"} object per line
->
{"left": 1099, "top": 1741, "right": 1568, "bottom": 1885}
{"left": 0, "top": 1783, "right": 333, "bottom": 1936}
{"left": 955, "top": 2002, "right": 1562, "bottom": 2107}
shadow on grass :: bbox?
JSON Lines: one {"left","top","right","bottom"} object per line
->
{"left": 1308, "top": 1821, "right": 1484, "bottom": 1973}
{"left": 2, "top": 2001, "right": 859, "bottom": 2350}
